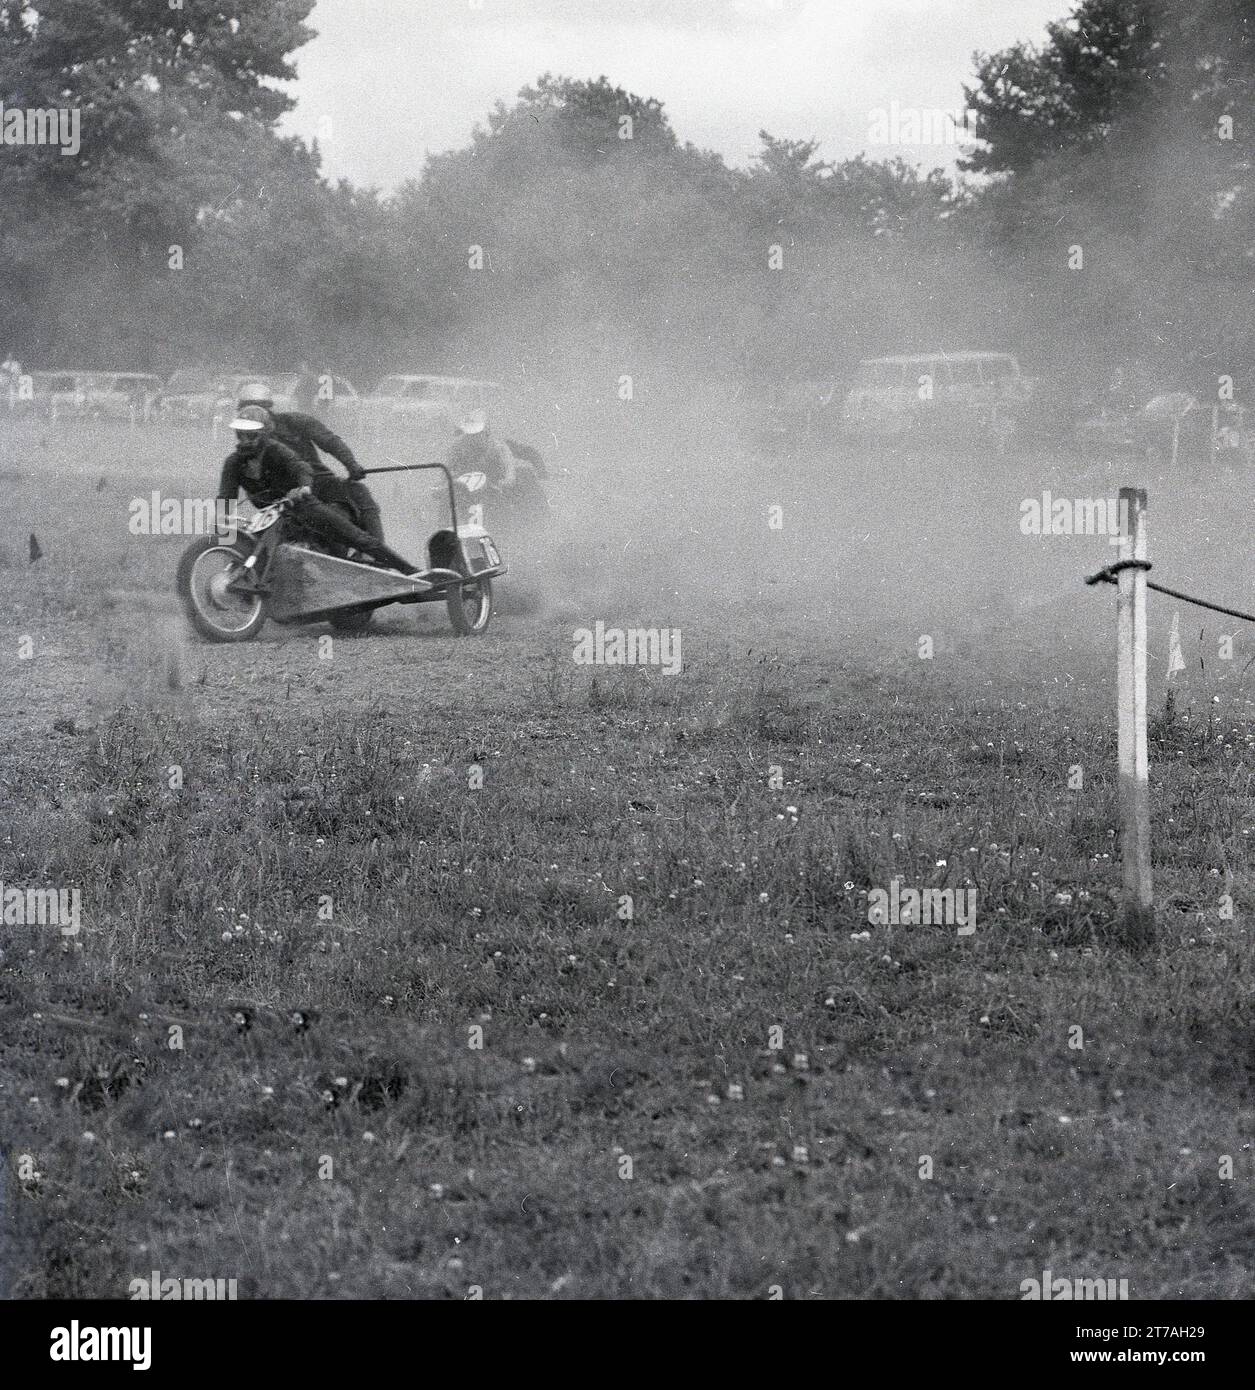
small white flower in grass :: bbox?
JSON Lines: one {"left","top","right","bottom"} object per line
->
{"left": 521, "top": 1057, "right": 536, "bottom": 1074}
{"left": 1057, "top": 1115, "right": 1072, "bottom": 1124}
{"left": 759, "top": 892, "right": 769, "bottom": 903}
{"left": 1054, "top": 892, "right": 1072, "bottom": 905}
{"left": 162, "top": 1130, "right": 175, "bottom": 1141}
{"left": 430, "top": 1183, "right": 445, "bottom": 1198}
{"left": 727, "top": 1083, "right": 744, "bottom": 1101}
{"left": 792, "top": 1053, "right": 808, "bottom": 1071}
{"left": 82, "top": 1132, "right": 95, "bottom": 1143}
{"left": 55, "top": 1077, "right": 69, "bottom": 1088}
{"left": 363, "top": 1132, "right": 376, "bottom": 1142}
{"left": 935, "top": 859, "right": 946, "bottom": 867}
{"left": 850, "top": 931, "right": 871, "bottom": 942}
{"left": 791, "top": 1145, "right": 809, "bottom": 1164}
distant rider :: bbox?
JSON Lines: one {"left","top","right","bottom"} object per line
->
{"left": 447, "top": 413, "right": 522, "bottom": 489}
{"left": 217, "top": 406, "right": 417, "bottom": 573}
{"left": 236, "top": 381, "right": 385, "bottom": 544}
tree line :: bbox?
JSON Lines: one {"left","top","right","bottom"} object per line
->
{"left": 0, "top": 0, "right": 1250, "bottom": 407}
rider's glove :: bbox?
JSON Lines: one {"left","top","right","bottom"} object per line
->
{"left": 284, "top": 485, "right": 313, "bottom": 503}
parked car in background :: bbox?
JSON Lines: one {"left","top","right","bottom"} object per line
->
{"left": 85, "top": 372, "right": 163, "bottom": 421}
{"left": 31, "top": 370, "right": 92, "bottom": 418}
{"left": 359, "top": 375, "right": 503, "bottom": 437}
{"left": 842, "top": 351, "right": 1034, "bottom": 446}
{"left": 1075, "top": 389, "right": 1251, "bottom": 465}
{"left": 211, "top": 373, "right": 363, "bottom": 422}
{"left": 159, "top": 370, "right": 243, "bottom": 425}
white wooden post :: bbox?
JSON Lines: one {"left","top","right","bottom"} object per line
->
{"left": 1116, "top": 486, "right": 1153, "bottom": 937}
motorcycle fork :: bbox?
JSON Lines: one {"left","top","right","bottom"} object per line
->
{"left": 229, "top": 531, "right": 279, "bottom": 593}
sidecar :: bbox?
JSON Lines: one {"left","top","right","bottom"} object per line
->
{"left": 179, "top": 462, "right": 506, "bottom": 642}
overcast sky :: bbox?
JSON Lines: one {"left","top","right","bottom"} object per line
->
{"left": 280, "top": 0, "right": 1071, "bottom": 190}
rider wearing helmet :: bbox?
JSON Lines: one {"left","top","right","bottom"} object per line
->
{"left": 447, "top": 412, "right": 520, "bottom": 489}
{"left": 236, "top": 381, "right": 385, "bottom": 544}
{"left": 218, "top": 406, "right": 417, "bottom": 574}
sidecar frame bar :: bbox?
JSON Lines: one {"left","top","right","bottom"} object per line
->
{"left": 362, "top": 461, "right": 461, "bottom": 535}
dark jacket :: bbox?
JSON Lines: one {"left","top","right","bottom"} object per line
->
{"left": 270, "top": 411, "right": 362, "bottom": 479}
{"left": 217, "top": 439, "right": 314, "bottom": 508}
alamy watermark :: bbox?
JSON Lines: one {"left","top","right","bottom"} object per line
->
{"left": 1021, "top": 1271, "right": 1130, "bottom": 1300}
{"left": 867, "top": 878, "right": 975, "bottom": 935}
{"left": 129, "top": 1271, "right": 238, "bottom": 1301}
{"left": 50, "top": 1324, "right": 151, "bottom": 1371}
{"left": 1, "top": 883, "right": 80, "bottom": 936}
{"left": 572, "top": 622, "right": 682, "bottom": 675}
{"left": 129, "top": 492, "right": 237, "bottom": 539}
{"left": 1019, "top": 492, "right": 1131, "bottom": 538}
{"left": 1, "top": 103, "right": 81, "bottom": 157}
{"left": 867, "top": 101, "right": 978, "bottom": 147}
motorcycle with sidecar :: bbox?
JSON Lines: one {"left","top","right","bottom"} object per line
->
{"left": 177, "top": 462, "right": 505, "bottom": 642}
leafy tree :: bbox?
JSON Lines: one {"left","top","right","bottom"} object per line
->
{"left": 0, "top": 0, "right": 318, "bottom": 361}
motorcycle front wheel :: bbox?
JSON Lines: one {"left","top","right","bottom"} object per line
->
{"left": 177, "top": 537, "right": 266, "bottom": 642}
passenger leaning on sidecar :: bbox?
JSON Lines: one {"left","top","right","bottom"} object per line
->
{"left": 236, "top": 381, "right": 385, "bottom": 544}
{"left": 217, "top": 407, "right": 417, "bottom": 574}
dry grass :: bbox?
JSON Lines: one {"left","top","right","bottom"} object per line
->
{"left": 1, "top": 421, "right": 1253, "bottom": 1299}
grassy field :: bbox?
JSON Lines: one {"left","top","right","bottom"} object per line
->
{"left": 1, "top": 419, "right": 1253, "bottom": 1299}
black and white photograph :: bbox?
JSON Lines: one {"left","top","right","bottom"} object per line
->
{"left": 0, "top": 0, "right": 1251, "bottom": 1352}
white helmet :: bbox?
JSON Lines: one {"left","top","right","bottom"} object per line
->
{"left": 229, "top": 404, "right": 272, "bottom": 433}
{"left": 238, "top": 382, "right": 274, "bottom": 409}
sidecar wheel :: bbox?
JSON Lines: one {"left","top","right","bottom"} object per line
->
{"left": 178, "top": 537, "right": 266, "bottom": 643}
{"left": 447, "top": 576, "right": 493, "bottom": 636}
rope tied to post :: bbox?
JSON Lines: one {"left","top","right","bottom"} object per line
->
{"left": 1085, "top": 559, "right": 1153, "bottom": 586}
{"left": 1085, "top": 560, "right": 1255, "bottom": 625}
